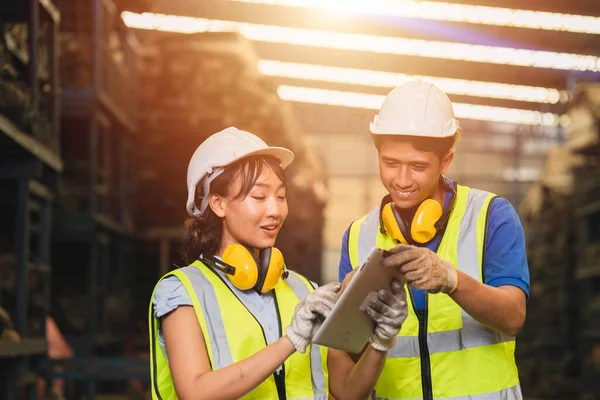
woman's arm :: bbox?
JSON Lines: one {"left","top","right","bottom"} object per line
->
{"left": 163, "top": 281, "right": 346, "bottom": 400}
{"left": 327, "top": 346, "right": 386, "bottom": 400}
{"left": 327, "top": 280, "right": 408, "bottom": 400}
{"left": 163, "top": 306, "right": 295, "bottom": 400}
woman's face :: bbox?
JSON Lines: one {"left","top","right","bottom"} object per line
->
{"left": 212, "top": 166, "right": 288, "bottom": 252}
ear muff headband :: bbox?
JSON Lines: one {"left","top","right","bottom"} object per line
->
{"left": 253, "top": 247, "right": 271, "bottom": 293}
{"left": 258, "top": 247, "right": 285, "bottom": 294}
{"left": 434, "top": 183, "right": 456, "bottom": 231}
{"left": 382, "top": 201, "right": 440, "bottom": 245}
{"left": 201, "top": 244, "right": 285, "bottom": 293}
{"left": 381, "top": 203, "right": 408, "bottom": 244}
{"left": 202, "top": 247, "right": 258, "bottom": 291}
{"left": 223, "top": 244, "right": 261, "bottom": 290}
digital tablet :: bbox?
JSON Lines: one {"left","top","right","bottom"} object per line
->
{"left": 312, "top": 247, "right": 405, "bottom": 354}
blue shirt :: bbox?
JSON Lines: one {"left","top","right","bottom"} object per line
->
{"left": 338, "top": 180, "right": 530, "bottom": 310}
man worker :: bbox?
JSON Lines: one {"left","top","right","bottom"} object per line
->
{"left": 338, "top": 80, "right": 529, "bottom": 400}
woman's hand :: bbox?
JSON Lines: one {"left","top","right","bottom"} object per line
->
{"left": 285, "top": 282, "right": 341, "bottom": 353}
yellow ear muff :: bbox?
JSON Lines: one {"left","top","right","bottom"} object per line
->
{"left": 259, "top": 247, "right": 284, "bottom": 294}
{"left": 222, "top": 244, "right": 259, "bottom": 291}
{"left": 381, "top": 203, "right": 408, "bottom": 244}
{"left": 411, "top": 199, "right": 443, "bottom": 243}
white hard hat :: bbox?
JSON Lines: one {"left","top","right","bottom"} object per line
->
{"left": 186, "top": 127, "right": 294, "bottom": 216}
{"left": 370, "top": 79, "right": 460, "bottom": 138}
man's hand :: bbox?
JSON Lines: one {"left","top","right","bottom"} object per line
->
{"left": 340, "top": 268, "right": 357, "bottom": 295}
{"left": 359, "top": 279, "right": 408, "bottom": 351}
{"left": 285, "top": 282, "right": 341, "bottom": 353}
{"left": 382, "top": 244, "right": 458, "bottom": 294}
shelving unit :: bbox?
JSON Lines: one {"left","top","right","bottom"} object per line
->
{"left": 0, "top": 0, "right": 61, "bottom": 398}
{"left": 45, "top": 0, "right": 146, "bottom": 397}
{"left": 517, "top": 83, "right": 600, "bottom": 399}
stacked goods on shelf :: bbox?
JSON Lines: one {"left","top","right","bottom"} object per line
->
{"left": 518, "top": 82, "right": 600, "bottom": 399}
{"left": 518, "top": 147, "right": 582, "bottom": 399}
{"left": 565, "top": 83, "right": 600, "bottom": 400}
{"left": 0, "top": 22, "right": 35, "bottom": 135}
{"left": 54, "top": 0, "right": 139, "bottom": 233}
{"left": 0, "top": 1, "right": 61, "bottom": 398}
{"left": 0, "top": 1, "right": 60, "bottom": 151}
{"left": 43, "top": 2, "right": 147, "bottom": 398}
{"left": 57, "top": 0, "right": 139, "bottom": 126}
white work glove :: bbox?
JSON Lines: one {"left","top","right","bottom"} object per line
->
{"left": 359, "top": 279, "right": 408, "bottom": 352}
{"left": 285, "top": 282, "right": 341, "bottom": 353}
{"left": 382, "top": 244, "right": 458, "bottom": 294}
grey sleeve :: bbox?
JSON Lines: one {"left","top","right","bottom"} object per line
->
{"left": 152, "top": 275, "right": 193, "bottom": 319}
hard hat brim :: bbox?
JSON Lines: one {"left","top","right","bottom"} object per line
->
{"left": 185, "top": 146, "right": 294, "bottom": 217}
{"left": 369, "top": 117, "right": 460, "bottom": 138}
{"left": 369, "top": 129, "right": 457, "bottom": 138}
{"left": 223, "top": 146, "right": 295, "bottom": 170}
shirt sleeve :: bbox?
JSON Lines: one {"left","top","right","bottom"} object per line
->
{"left": 483, "top": 197, "right": 531, "bottom": 299}
{"left": 338, "top": 225, "right": 354, "bottom": 283}
{"left": 152, "top": 275, "right": 193, "bottom": 319}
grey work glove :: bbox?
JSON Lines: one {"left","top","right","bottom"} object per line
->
{"left": 383, "top": 244, "right": 458, "bottom": 294}
{"left": 285, "top": 282, "right": 341, "bottom": 353}
{"left": 359, "top": 279, "right": 408, "bottom": 352}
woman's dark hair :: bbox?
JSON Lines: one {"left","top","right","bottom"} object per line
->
{"left": 373, "top": 132, "right": 459, "bottom": 159}
{"left": 181, "top": 155, "right": 286, "bottom": 264}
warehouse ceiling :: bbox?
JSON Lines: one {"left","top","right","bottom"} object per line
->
{"left": 122, "top": 0, "right": 600, "bottom": 140}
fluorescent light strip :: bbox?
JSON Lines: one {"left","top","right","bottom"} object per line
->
{"left": 121, "top": 12, "right": 600, "bottom": 72}
{"left": 258, "top": 60, "right": 563, "bottom": 104}
{"left": 230, "top": 0, "right": 600, "bottom": 35}
{"left": 277, "top": 85, "right": 562, "bottom": 127}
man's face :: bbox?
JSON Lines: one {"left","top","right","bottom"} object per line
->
{"left": 378, "top": 137, "right": 452, "bottom": 210}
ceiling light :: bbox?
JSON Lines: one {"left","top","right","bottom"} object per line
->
{"left": 230, "top": 0, "right": 600, "bottom": 35}
{"left": 258, "top": 60, "right": 563, "bottom": 103}
{"left": 277, "top": 85, "right": 563, "bottom": 127}
{"left": 121, "top": 12, "right": 600, "bottom": 72}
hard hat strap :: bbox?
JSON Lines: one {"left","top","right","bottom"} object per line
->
{"left": 198, "top": 167, "right": 225, "bottom": 215}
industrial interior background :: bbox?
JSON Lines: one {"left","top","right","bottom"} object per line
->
{"left": 0, "top": 0, "right": 599, "bottom": 398}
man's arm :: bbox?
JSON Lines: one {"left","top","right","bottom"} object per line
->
{"left": 449, "top": 276, "right": 525, "bottom": 336}
{"left": 450, "top": 198, "right": 529, "bottom": 336}
{"left": 383, "top": 198, "right": 529, "bottom": 337}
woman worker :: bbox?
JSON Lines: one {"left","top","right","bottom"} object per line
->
{"left": 149, "top": 127, "right": 407, "bottom": 400}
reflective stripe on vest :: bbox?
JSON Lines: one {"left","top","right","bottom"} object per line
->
{"left": 373, "top": 384, "right": 522, "bottom": 400}
{"left": 348, "top": 185, "right": 521, "bottom": 400}
{"left": 149, "top": 263, "right": 328, "bottom": 400}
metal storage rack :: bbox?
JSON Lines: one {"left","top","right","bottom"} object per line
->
{"left": 517, "top": 83, "right": 600, "bottom": 399}
{"left": 48, "top": 0, "right": 148, "bottom": 398}
{"left": 0, "top": 0, "right": 61, "bottom": 398}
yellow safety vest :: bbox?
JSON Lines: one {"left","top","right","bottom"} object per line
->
{"left": 149, "top": 260, "right": 329, "bottom": 400}
{"left": 348, "top": 184, "right": 521, "bottom": 400}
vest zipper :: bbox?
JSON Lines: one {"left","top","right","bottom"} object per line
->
{"left": 417, "top": 199, "right": 449, "bottom": 400}
{"left": 272, "top": 293, "right": 288, "bottom": 400}
{"left": 409, "top": 289, "right": 433, "bottom": 400}
{"left": 207, "top": 268, "right": 284, "bottom": 399}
